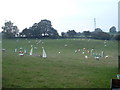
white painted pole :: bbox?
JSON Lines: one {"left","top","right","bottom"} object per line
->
{"left": 42, "top": 47, "right": 47, "bottom": 58}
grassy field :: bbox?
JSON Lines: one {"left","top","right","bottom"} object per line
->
{"left": 2, "top": 38, "right": 118, "bottom": 88}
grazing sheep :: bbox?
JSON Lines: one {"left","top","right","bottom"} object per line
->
{"left": 82, "top": 52, "right": 85, "bottom": 54}
{"left": 85, "top": 55, "right": 88, "bottom": 59}
{"left": 95, "top": 56, "right": 100, "bottom": 60}
{"left": 34, "top": 47, "right": 37, "bottom": 49}
{"left": 75, "top": 50, "right": 77, "bottom": 53}
{"left": 87, "top": 50, "right": 90, "bottom": 53}
{"left": 64, "top": 44, "right": 68, "bottom": 47}
{"left": 2, "top": 49, "right": 6, "bottom": 52}
{"left": 83, "top": 48, "right": 86, "bottom": 50}
{"left": 20, "top": 48, "right": 22, "bottom": 50}
{"left": 105, "top": 56, "right": 109, "bottom": 59}
{"left": 78, "top": 49, "right": 80, "bottom": 52}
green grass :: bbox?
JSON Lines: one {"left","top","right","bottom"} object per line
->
{"left": 2, "top": 38, "right": 118, "bottom": 88}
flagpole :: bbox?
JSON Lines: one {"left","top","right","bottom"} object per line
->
{"left": 94, "top": 18, "right": 96, "bottom": 30}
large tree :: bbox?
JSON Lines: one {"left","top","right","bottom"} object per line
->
{"left": 20, "top": 28, "right": 32, "bottom": 38}
{"left": 47, "top": 28, "right": 59, "bottom": 38}
{"left": 38, "top": 19, "right": 52, "bottom": 36}
{"left": 83, "top": 31, "right": 91, "bottom": 38}
{"left": 114, "top": 34, "right": 120, "bottom": 40}
{"left": 91, "top": 32, "right": 111, "bottom": 40}
{"left": 21, "top": 19, "right": 59, "bottom": 38}
{"left": 2, "top": 21, "right": 19, "bottom": 38}
{"left": 94, "top": 28, "right": 103, "bottom": 33}
{"left": 61, "top": 32, "right": 66, "bottom": 37}
{"left": 67, "top": 30, "right": 77, "bottom": 37}
{"left": 109, "top": 26, "right": 117, "bottom": 34}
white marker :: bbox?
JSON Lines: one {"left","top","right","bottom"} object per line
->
{"left": 42, "top": 47, "right": 47, "bottom": 58}
{"left": 30, "top": 48, "right": 33, "bottom": 55}
{"left": 85, "top": 55, "right": 88, "bottom": 59}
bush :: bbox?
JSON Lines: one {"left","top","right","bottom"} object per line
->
{"left": 114, "top": 34, "right": 120, "bottom": 40}
{"left": 91, "top": 32, "right": 111, "bottom": 40}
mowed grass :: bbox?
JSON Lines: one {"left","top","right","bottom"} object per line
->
{"left": 2, "top": 39, "right": 118, "bottom": 88}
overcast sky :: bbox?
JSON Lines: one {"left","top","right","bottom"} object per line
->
{"left": 0, "top": 0, "right": 119, "bottom": 34}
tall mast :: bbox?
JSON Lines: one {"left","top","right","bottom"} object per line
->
{"left": 94, "top": 18, "right": 96, "bottom": 30}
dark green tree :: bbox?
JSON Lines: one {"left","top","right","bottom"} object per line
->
{"left": 61, "top": 32, "right": 66, "bottom": 37}
{"left": 21, "top": 19, "right": 59, "bottom": 38}
{"left": 30, "top": 23, "right": 42, "bottom": 38}
{"left": 76, "top": 32, "right": 81, "bottom": 36}
{"left": 47, "top": 28, "right": 59, "bottom": 38}
{"left": 67, "top": 30, "right": 77, "bottom": 37}
{"left": 2, "top": 21, "right": 19, "bottom": 38}
{"left": 20, "top": 28, "right": 32, "bottom": 38}
{"left": 94, "top": 28, "right": 103, "bottom": 33}
{"left": 109, "top": 26, "right": 117, "bottom": 40}
{"left": 109, "top": 26, "right": 116, "bottom": 34}
{"left": 83, "top": 31, "right": 91, "bottom": 38}
{"left": 91, "top": 32, "right": 110, "bottom": 40}
{"left": 38, "top": 19, "right": 52, "bottom": 36}
{"left": 114, "top": 34, "right": 120, "bottom": 40}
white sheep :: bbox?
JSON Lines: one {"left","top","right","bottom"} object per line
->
{"left": 85, "top": 55, "right": 88, "bottom": 59}
{"left": 95, "top": 56, "right": 100, "bottom": 60}
{"left": 82, "top": 52, "right": 85, "bottom": 54}
{"left": 75, "top": 50, "right": 77, "bottom": 53}
{"left": 105, "top": 56, "right": 109, "bottom": 59}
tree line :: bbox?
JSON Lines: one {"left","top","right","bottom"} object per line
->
{"left": 62, "top": 27, "right": 119, "bottom": 40}
{"left": 1, "top": 19, "right": 120, "bottom": 40}
{"left": 2, "top": 19, "right": 59, "bottom": 39}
